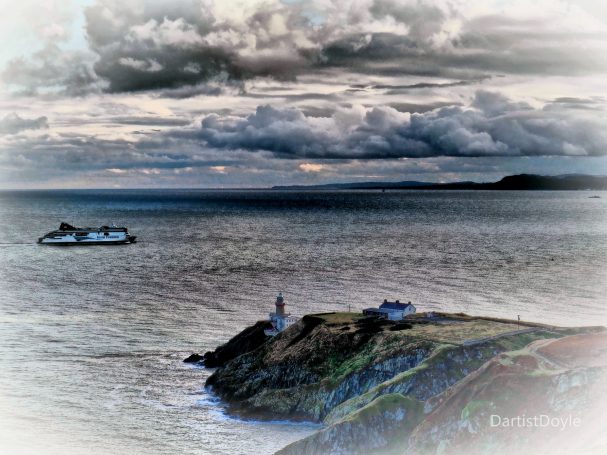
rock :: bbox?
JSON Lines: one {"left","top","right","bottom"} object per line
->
{"left": 202, "top": 320, "right": 271, "bottom": 368}
{"left": 277, "top": 394, "right": 424, "bottom": 455}
{"left": 183, "top": 353, "right": 204, "bottom": 363}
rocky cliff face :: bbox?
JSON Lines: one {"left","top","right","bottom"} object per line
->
{"left": 405, "top": 332, "right": 607, "bottom": 455}
{"left": 201, "top": 312, "right": 605, "bottom": 455}
{"left": 200, "top": 320, "right": 270, "bottom": 368}
{"left": 206, "top": 314, "right": 438, "bottom": 420}
{"left": 278, "top": 332, "right": 607, "bottom": 455}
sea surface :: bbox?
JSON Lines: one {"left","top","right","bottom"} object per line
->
{"left": 0, "top": 190, "right": 606, "bottom": 455}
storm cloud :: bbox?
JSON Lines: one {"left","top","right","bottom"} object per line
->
{"left": 4, "top": 0, "right": 606, "bottom": 95}
{"left": 1, "top": 44, "right": 100, "bottom": 96}
{"left": 194, "top": 91, "right": 607, "bottom": 159}
{"left": 82, "top": 0, "right": 318, "bottom": 93}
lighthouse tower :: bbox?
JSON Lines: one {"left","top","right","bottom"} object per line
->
{"left": 265, "top": 292, "right": 299, "bottom": 336}
{"left": 275, "top": 292, "right": 286, "bottom": 316}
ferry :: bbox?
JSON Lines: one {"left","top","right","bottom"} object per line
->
{"left": 38, "top": 222, "right": 137, "bottom": 245}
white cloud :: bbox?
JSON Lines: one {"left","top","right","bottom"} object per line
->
{"left": 194, "top": 91, "right": 607, "bottom": 159}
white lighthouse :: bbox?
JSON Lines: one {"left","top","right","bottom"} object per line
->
{"left": 265, "top": 292, "right": 299, "bottom": 336}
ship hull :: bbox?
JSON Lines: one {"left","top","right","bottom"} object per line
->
{"left": 38, "top": 238, "right": 136, "bottom": 245}
{"left": 38, "top": 223, "right": 137, "bottom": 245}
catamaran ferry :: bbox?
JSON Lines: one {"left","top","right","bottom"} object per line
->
{"left": 38, "top": 222, "right": 137, "bottom": 245}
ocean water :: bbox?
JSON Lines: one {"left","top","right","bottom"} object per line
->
{"left": 0, "top": 189, "right": 605, "bottom": 455}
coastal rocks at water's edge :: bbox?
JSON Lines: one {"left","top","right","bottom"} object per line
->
{"left": 185, "top": 320, "right": 270, "bottom": 367}
{"left": 197, "top": 313, "right": 607, "bottom": 455}
{"left": 183, "top": 353, "right": 204, "bottom": 363}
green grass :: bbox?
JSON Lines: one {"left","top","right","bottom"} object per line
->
{"left": 312, "top": 311, "right": 565, "bottom": 345}
{"left": 324, "top": 343, "right": 451, "bottom": 423}
{"left": 311, "top": 312, "right": 365, "bottom": 325}
{"left": 500, "top": 347, "right": 564, "bottom": 377}
{"left": 461, "top": 400, "right": 494, "bottom": 420}
{"left": 395, "top": 319, "right": 526, "bottom": 344}
{"left": 328, "top": 344, "right": 376, "bottom": 380}
{"left": 324, "top": 330, "right": 564, "bottom": 424}
{"left": 343, "top": 393, "right": 423, "bottom": 425}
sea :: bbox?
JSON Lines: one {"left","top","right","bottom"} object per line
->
{"left": 0, "top": 189, "right": 605, "bottom": 455}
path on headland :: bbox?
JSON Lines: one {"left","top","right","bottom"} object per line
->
{"left": 526, "top": 332, "right": 607, "bottom": 369}
{"left": 462, "top": 327, "right": 541, "bottom": 346}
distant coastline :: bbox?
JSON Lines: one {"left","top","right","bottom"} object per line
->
{"left": 272, "top": 173, "right": 607, "bottom": 191}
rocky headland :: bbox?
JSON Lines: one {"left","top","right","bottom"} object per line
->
{"left": 193, "top": 312, "right": 607, "bottom": 454}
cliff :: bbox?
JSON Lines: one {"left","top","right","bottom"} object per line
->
{"left": 201, "top": 312, "right": 606, "bottom": 454}
{"left": 405, "top": 332, "right": 607, "bottom": 455}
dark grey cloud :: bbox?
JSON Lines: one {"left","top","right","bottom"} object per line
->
{"left": 299, "top": 106, "right": 342, "bottom": 118}
{"left": 319, "top": 1, "right": 606, "bottom": 79}
{"left": 107, "top": 117, "right": 192, "bottom": 127}
{"left": 0, "top": 113, "right": 49, "bottom": 135}
{"left": 243, "top": 91, "right": 340, "bottom": 101}
{"left": 552, "top": 97, "right": 604, "bottom": 104}
{"left": 388, "top": 101, "right": 463, "bottom": 113}
{"left": 1, "top": 44, "right": 100, "bottom": 96}
{"left": 369, "top": 0, "right": 446, "bottom": 41}
{"left": 369, "top": 78, "right": 489, "bottom": 91}
{"left": 192, "top": 91, "right": 607, "bottom": 159}
{"left": 543, "top": 97, "right": 607, "bottom": 112}
{"left": 2, "top": 94, "right": 606, "bottom": 188}
{"left": 0, "top": 133, "right": 192, "bottom": 172}
{"left": 320, "top": 32, "right": 607, "bottom": 80}
{"left": 156, "top": 82, "right": 231, "bottom": 99}
{"left": 83, "top": 0, "right": 316, "bottom": 93}
{"left": 5, "top": 0, "right": 605, "bottom": 96}
{"left": 4, "top": 126, "right": 604, "bottom": 188}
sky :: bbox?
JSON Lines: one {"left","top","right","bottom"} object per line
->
{"left": 0, "top": 0, "right": 606, "bottom": 188}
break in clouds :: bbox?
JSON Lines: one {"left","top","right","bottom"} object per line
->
{"left": 0, "top": 0, "right": 606, "bottom": 187}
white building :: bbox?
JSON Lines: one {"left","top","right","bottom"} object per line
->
{"left": 363, "top": 299, "right": 416, "bottom": 321}
{"left": 265, "top": 292, "right": 299, "bottom": 336}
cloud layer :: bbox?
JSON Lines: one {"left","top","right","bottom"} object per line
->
{"left": 3, "top": 0, "right": 607, "bottom": 95}
{"left": 195, "top": 91, "right": 607, "bottom": 159}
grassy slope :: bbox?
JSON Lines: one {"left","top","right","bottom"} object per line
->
{"left": 324, "top": 328, "right": 570, "bottom": 424}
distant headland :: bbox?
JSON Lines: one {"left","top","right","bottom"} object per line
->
{"left": 272, "top": 174, "right": 607, "bottom": 191}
